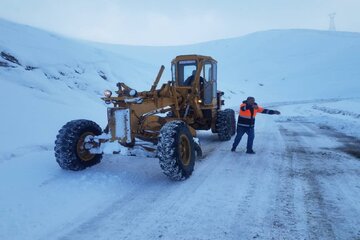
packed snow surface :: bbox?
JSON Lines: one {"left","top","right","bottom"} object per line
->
{"left": 0, "top": 18, "right": 359, "bottom": 239}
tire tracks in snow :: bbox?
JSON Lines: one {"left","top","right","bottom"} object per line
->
{"left": 276, "top": 120, "right": 356, "bottom": 239}
{"left": 53, "top": 133, "right": 228, "bottom": 240}
{"left": 0, "top": 144, "right": 53, "bottom": 163}
{"left": 41, "top": 117, "right": 360, "bottom": 240}
{"left": 266, "top": 127, "right": 300, "bottom": 240}
{"left": 228, "top": 121, "right": 291, "bottom": 239}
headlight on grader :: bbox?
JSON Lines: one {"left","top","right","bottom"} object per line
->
{"left": 104, "top": 90, "right": 112, "bottom": 98}
{"left": 129, "top": 89, "right": 138, "bottom": 97}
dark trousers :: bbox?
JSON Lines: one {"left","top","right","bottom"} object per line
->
{"left": 232, "top": 126, "right": 255, "bottom": 151}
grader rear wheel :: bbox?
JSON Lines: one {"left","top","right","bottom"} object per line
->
{"left": 224, "top": 109, "right": 236, "bottom": 136}
{"left": 216, "top": 110, "right": 232, "bottom": 141}
{"left": 157, "top": 121, "right": 195, "bottom": 181}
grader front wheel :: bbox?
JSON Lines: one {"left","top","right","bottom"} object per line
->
{"left": 157, "top": 121, "right": 195, "bottom": 181}
{"left": 54, "top": 119, "right": 103, "bottom": 171}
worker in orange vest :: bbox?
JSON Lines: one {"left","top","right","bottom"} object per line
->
{"left": 231, "top": 97, "right": 280, "bottom": 153}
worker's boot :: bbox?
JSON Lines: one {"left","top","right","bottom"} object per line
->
{"left": 246, "top": 150, "right": 255, "bottom": 154}
{"left": 231, "top": 147, "right": 236, "bottom": 152}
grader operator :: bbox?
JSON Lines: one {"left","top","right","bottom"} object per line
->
{"left": 54, "top": 55, "right": 236, "bottom": 181}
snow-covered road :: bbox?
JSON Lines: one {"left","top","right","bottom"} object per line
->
{"left": 1, "top": 104, "right": 359, "bottom": 240}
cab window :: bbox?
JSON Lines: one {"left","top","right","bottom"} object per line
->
{"left": 202, "top": 63, "right": 213, "bottom": 82}
{"left": 212, "top": 63, "right": 217, "bottom": 96}
{"left": 202, "top": 61, "right": 217, "bottom": 104}
{"left": 175, "top": 60, "right": 197, "bottom": 86}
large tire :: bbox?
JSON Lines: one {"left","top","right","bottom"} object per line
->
{"left": 54, "top": 119, "right": 103, "bottom": 171}
{"left": 157, "top": 121, "right": 195, "bottom": 181}
{"left": 216, "top": 110, "right": 232, "bottom": 141}
{"left": 225, "top": 109, "right": 236, "bottom": 136}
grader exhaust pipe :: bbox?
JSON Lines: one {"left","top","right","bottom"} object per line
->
{"left": 150, "top": 65, "right": 165, "bottom": 91}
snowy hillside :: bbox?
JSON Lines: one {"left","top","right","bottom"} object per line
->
{"left": 0, "top": 19, "right": 158, "bottom": 157}
{"left": 1, "top": 18, "right": 360, "bottom": 158}
{"left": 94, "top": 29, "right": 360, "bottom": 104}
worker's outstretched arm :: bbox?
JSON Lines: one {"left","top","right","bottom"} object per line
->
{"left": 261, "top": 109, "right": 281, "bottom": 115}
{"left": 256, "top": 105, "right": 281, "bottom": 115}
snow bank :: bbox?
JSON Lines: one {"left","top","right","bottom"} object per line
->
{"left": 276, "top": 98, "right": 360, "bottom": 138}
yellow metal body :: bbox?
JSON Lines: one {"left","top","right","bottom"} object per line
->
{"left": 103, "top": 55, "right": 223, "bottom": 145}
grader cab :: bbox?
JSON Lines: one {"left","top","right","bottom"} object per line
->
{"left": 54, "top": 55, "right": 236, "bottom": 181}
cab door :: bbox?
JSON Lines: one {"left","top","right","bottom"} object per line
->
{"left": 201, "top": 61, "right": 217, "bottom": 105}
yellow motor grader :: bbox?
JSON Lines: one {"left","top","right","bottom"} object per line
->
{"left": 54, "top": 55, "right": 235, "bottom": 180}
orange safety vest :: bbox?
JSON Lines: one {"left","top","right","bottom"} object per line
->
{"left": 239, "top": 103, "right": 264, "bottom": 118}
{"left": 238, "top": 103, "right": 264, "bottom": 127}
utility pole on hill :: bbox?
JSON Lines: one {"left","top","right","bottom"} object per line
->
{"left": 329, "top": 13, "right": 336, "bottom": 31}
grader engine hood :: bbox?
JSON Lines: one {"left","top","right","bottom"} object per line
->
{"left": 107, "top": 108, "right": 132, "bottom": 144}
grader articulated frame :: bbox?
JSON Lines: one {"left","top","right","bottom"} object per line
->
{"left": 54, "top": 55, "right": 235, "bottom": 180}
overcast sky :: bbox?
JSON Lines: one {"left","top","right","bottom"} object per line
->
{"left": 0, "top": 0, "right": 359, "bottom": 46}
